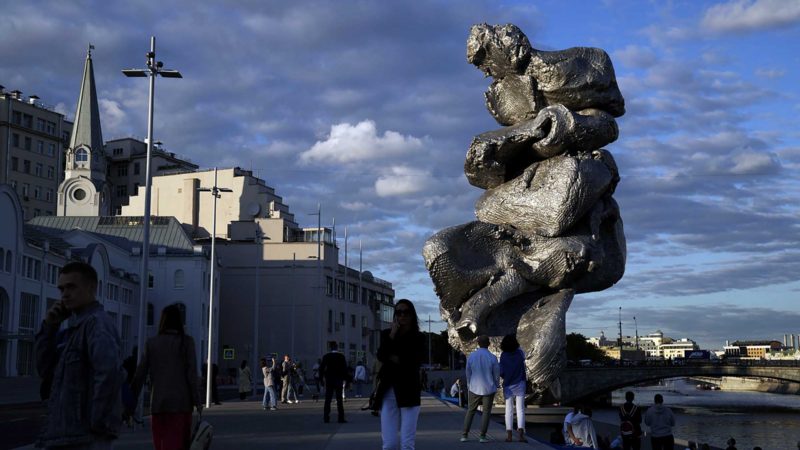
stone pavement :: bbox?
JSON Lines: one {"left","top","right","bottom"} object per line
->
{"left": 11, "top": 393, "right": 552, "bottom": 450}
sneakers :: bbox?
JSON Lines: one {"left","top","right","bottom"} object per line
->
{"left": 270, "top": 406, "right": 277, "bottom": 410}
{"left": 460, "top": 435, "right": 469, "bottom": 442}
{"left": 479, "top": 435, "right": 490, "bottom": 443}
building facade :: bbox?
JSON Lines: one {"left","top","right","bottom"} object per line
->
{"left": 0, "top": 88, "right": 72, "bottom": 220}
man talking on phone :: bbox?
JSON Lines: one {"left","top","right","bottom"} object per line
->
{"left": 35, "top": 261, "right": 123, "bottom": 449}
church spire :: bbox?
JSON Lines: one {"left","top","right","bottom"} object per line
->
{"left": 69, "top": 44, "right": 104, "bottom": 153}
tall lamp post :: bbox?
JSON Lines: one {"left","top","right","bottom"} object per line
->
{"left": 122, "top": 36, "right": 182, "bottom": 368}
{"left": 197, "top": 168, "right": 232, "bottom": 407}
{"left": 252, "top": 229, "right": 263, "bottom": 397}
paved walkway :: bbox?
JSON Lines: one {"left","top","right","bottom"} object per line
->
{"left": 13, "top": 393, "right": 552, "bottom": 450}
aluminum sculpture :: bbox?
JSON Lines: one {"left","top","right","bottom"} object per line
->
{"left": 423, "top": 24, "right": 627, "bottom": 401}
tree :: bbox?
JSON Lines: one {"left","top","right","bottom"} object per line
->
{"left": 566, "top": 332, "right": 610, "bottom": 362}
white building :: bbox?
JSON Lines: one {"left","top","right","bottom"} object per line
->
{"left": 661, "top": 338, "right": 699, "bottom": 360}
{"left": 121, "top": 167, "right": 396, "bottom": 375}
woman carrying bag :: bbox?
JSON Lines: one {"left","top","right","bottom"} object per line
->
{"left": 131, "top": 304, "right": 202, "bottom": 450}
{"left": 377, "top": 299, "right": 425, "bottom": 450}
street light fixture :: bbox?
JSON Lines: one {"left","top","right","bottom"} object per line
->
{"left": 122, "top": 36, "right": 182, "bottom": 373}
{"left": 197, "top": 167, "right": 232, "bottom": 407}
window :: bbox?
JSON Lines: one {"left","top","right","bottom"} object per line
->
{"left": 22, "top": 256, "right": 40, "bottom": 280}
{"left": 47, "top": 166, "right": 54, "bottom": 179}
{"left": 45, "top": 188, "right": 53, "bottom": 202}
{"left": 11, "top": 111, "right": 21, "bottom": 125}
{"left": 148, "top": 271, "right": 154, "bottom": 288}
{"left": 112, "top": 147, "right": 123, "bottom": 156}
{"left": 36, "top": 118, "right": 46, "bottom": 131}
{"left": 22, "top": 114, "right": 32, "bottom": 128}
{"left": 75, "top": 148, "right": 88, "bottom": 162}
{"left": 46, "top": 264, "right": 59, "bottom": 284}
{"left": 22, "top": 183, "right": 29, "bottom": 197}
{"left": 33, "top": 186, "right": 41, "bottom": 200}
{"left": 132, "top": 183, "right": 140, "bottom": 196}
{"left": 47, "top": 143, "right": 55, "bottom": 157}
{"left": 115, "top": 185, "right": 127, "bottom": 198}
{"left": 351, "top": 314, "right": 356, "bottom": 328}
{"left": 46, "top": 121, "right": 56, "bottom": 135}
{"left": 18, "top": 292, "right": 39, "bottom": 334}
{"left": 35, "top": 163, "right": 43, "bottom": 177}
{"left": 361, "top": 316, "right": 367, "bottom": 328}
{"left": 147, "top": 303, "right": 154, "bottom": 326}
{"left": 116, "top": 165, "right": 128, "bottom": 176}
{"left": 4, "top": 251, "right": 11, "bottom": 272}
{"left": 24, "top": 137, "right": 31, "bottom": 151}
{"left": 326, "top": 276, "right": 334, "bottom": 296}
{"left": 328, "top": 309, "right": 333, "bottom": 332}
{"left": 23, "top": 160, "right": 30, "bottom": 174}
{"left": 36, "top": 141, "right": 44, "bottom": 154}
{"left": 11, "top": 133, "right": 19, "bottom": 147}
{"left": 133, "top": 162, "right": 140, "bottom": 175}
{"left": 174, "top": 302, "right": 187, "bottom": 324}
{"left": 340, "top": 312, "right": 345, "bottom": 325}
{"left": 174, "top": 269, "right": 185, "bottom": 288}
{"left": 11, "top": 157, "right": 18, "bottom": 172}
{"left": 121, "top": 315, "right": 131, "bottom": 353}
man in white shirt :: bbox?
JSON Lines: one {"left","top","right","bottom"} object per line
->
{"left": 461, "top": 335, "right": 500, "bottom": 443}
{"left": 353, "top": 361, "right": 367, "bottom": 397}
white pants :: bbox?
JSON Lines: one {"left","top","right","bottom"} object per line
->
{"left": 505, "top": 395, "right": 525, "bottom": 431}
{"left": 381, "top": 387, "right": 420, "bottom": 450}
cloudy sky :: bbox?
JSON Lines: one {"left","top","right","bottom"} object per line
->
{"left": 2, "top": 0, "right": 799, "bottom": 349}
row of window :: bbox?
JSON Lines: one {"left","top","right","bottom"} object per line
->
{"left": 10, "top": 133, "right": 58, "bottom": 157}
{"left": 327, "top": 309, "right": 370, "bottom": 331}
{"left": 10, "top": 157, "right": 56, "bottom": 179}
{"left": 10, "top": 181, "right": 55, "bottom": 203}
{"left": 11, "top": 111, "right": 58, "bottom": 136}
{"left": 0, "top": 250, "right": 12, "bottom": 273}
{"left": 324, "top": 276, "right": 392, "bottom": 305}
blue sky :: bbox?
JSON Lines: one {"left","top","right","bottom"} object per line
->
{"left": 2, "top": 0, "right": 798, "bottom": 349}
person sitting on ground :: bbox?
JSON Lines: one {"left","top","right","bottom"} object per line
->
{"left": 569, "top": 406, "right": 600, "bottom": 448}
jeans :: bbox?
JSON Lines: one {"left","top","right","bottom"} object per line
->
{"left": 650, "top": 434, "right": 674, "bottom": 450}
{"left": 262, "top": 385, "right": 276, "bottom": 408}
{"left": 463, "top": 391, "right": 495, "bottom": 437}
{"left": 622, "top": 435, "right": 641, "bottom": 450}
{"left": 381, "top": 388, "right": 420, "bottom": 450}
{"left": 281, "top": 379, "right": 297, "bottom": 402}
{"left": 504, "top": 395, "right": 525, "bottom": 431}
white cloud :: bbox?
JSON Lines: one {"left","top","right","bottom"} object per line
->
{"left": 374, "top": 166, "right": 432, "bottom": 197}
{"left": 755, "top": 68, "right": 785, "bottom": 79}
{"left": 613, "top": 45, "right": 657, "bottom": 69}
{"left": 98, "top": 98, "right": 126, "bottom": 134}
{"left": 702, "top": 0, "right": 800, "bottom": 34}
{"left": 299, "top": 120, "right": 424, "bottom": 164}
{"left": 340, "top": 200, "right": 372, "bottom": 211}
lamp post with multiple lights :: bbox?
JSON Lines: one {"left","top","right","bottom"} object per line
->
{"left": 122, "top": 36, "right": 182, "bottom": 369}
{"left": 197, "top": 168, "right": 232, "bottom": 407}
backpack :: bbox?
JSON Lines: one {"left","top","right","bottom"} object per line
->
{"left": 619, "top": 404, "right": 637, "bottom": 436}
{"left": 190, "top": 411, "right": 213, "bottom": 450}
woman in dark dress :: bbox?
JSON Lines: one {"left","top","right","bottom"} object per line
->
{"left": 377, "top": 299, "right": 425, "bottom": 450}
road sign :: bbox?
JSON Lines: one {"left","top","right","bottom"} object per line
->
{"left": 223, "top": 348, "right": 235, "bottom": 360}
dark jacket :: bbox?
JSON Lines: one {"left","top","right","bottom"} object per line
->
{"left": 132, "top": 332, "right": 200, "bottom": 413}
{"left": 619, "top": 401, "right": 643, "bottom": 436}
{"left": 319, "top": 351, "right": 348, "bottom": 383}
{"left": 377, "top": 328, "right": 424, "bottom": 408}
{"left": 35, "top": 302, "right": 123, "bottom": 447}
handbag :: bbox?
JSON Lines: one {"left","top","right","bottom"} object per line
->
{"left": 190, "top": 410, "right": 213, "bottom": 450}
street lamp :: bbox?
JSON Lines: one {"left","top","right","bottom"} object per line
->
{"left": 252, "top": 229, "right": 263, "bottom": 398}
{"left": 308, "top": 204, "right": 323, "bottom": 356}
{"left": 122, "top": 36, "right": 181, "bottom": 371}
{"left": 197, "top": 167, "right": 232, "bottom": 407}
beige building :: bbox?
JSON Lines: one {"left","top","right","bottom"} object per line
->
{"left": 0, "top": 87, "right": 72, "bottom": 219}
{"left": 121, "top": 167, "right": 396, "bottom": 374}
{"left": 105, "top": 137, "right": 197, "bottom": 215}
{"left": 661, "top": 338, "right": 699, "bottom": 360}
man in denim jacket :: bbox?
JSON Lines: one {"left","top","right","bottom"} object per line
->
{"left": 36, "top": 261, "right": 123, "bottom": 449}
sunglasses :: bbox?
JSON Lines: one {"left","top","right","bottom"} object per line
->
{"left": 395, "top": 309, "right": 412, "bottom": 316}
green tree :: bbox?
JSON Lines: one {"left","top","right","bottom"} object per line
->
{"left": 566, "top": 332, "right": 610, "bottom": 362}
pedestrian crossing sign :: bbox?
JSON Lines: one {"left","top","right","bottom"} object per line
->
{"left": 223, "top": 348, "right": 235, "bottom": 360}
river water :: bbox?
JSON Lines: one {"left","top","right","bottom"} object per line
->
{"left": 591, "top": 378, "right": 800, "bottom": 450}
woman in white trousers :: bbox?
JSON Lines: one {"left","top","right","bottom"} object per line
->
{"left": 499, "top": 334, "right": 527, "bottom": 442}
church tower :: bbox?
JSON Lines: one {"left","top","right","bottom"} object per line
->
{"left": 57, "top": 45, "right": 110, "bottom": 216}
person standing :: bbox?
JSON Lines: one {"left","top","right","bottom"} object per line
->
{"left": 312, "top": 359, "right": 322, "bottom": 393}
{"left": 281, "top": 355, "right": 299, "bottom": 404}
{"left": 569, "top": 407, "right": 600, "bottom": 448}
{"left": 499, "top": 334, "right": 527, "bottom": 443}
{"left": 261, "top": 357, "right": 278, "bottom": 410}
{"left": 35, "top": 262, "right": 123, "bottom": 450}
{"left": 354, "top": 361, "right": 368, "bottom": 398}
{"left": 377, "top": 299, "right": 425, "bottom": 450}
{"left": 132, "top": 304, "right": 202, "bottom": 450}
{"left": 202, "top": 361, "right": 221, "bottom": 405}
{"left": 619, "top": 391, "right": 642, "bottom": 450}
{"left": 238, "top": 360, "right": 252, "bottom": 400}
{"left": 320, "top": 342, "right": 348, "bottom": 423}
{"left": 644, "top": 394, "right": 675, "bottom": 450}
{"left": 461, "top": 335, "right": 499, "bottom": 443}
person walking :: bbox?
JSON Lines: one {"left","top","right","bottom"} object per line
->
{"left": 280, "top": 355, "right": 299, "bottom": 404}
{"left": 312, "top": 359, "right": 322, "bottom": 393}
{"left": 644, "top": 394, "right": 675, "bottom": 450}
{"left": 261, "top": 357, "right": 278, "bottom": 410}
{"left": 619, "top": 391, "right": 642, "bottom": 450}
{"left": 131, "top": 304, "right": 202, "bottom": 450}
{"left": 354, "top": 361, "right": 368, "bottom": 397}
{"left": 377, "top": 299, "right": 425, "bottom": 450}
{"left": 461, "top": 335, "right": 500, "bottom": 443}
{"left": 320, "top": 342, "right": 348, "bottom": 423}
{"left": 239, "top": 360, "right": 252, "bottom": 400}
{"left": 35, "top": 262, "right": 124, "bottom": 449}
{"left": 499, "top": 334, "right": 527, "bottom": 443}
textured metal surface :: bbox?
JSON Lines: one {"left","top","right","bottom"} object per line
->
{"left": 423, "top": 23, "right": 628, "bottom": 402}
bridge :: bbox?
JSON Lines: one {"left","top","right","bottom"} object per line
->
{"left": 557, "top": 362, "right": 800, "bottom": 404}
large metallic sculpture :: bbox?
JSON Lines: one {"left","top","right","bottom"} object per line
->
{"left": 423, "top": 24, "right": 627, "bottom": 401}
